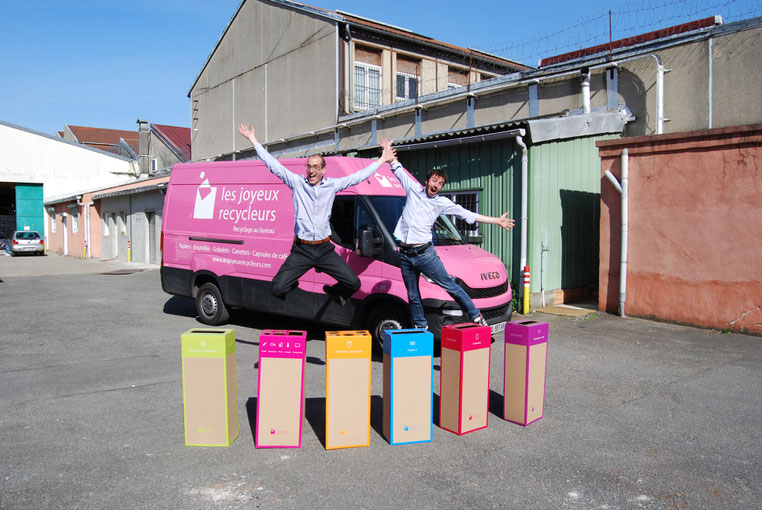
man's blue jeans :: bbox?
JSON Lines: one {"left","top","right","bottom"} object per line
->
{"left": 399, "top": 244, "right": 480, "bottom": 328}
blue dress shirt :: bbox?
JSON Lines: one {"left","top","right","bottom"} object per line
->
{"left": 255, "top": 144, "right": 381, "bottom": 241}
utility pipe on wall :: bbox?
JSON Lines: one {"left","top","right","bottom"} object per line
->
{"left": 652, "top": 55, "right": 670, "bottom": 134}
{"left": 581, "top": 68, "right": 591, "bottom": 114}
{"left": 76, "top": 195, "right": 89, "bottom": 259}
{"left": 604, "top": 148, "right": 629, "bottom": 317}
{"left": 514, "top": 131, "right": 529, "bottom": 311}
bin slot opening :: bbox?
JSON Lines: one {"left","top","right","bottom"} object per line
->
{"left": 189, "top": 330, "right": 226, "bottom": 334}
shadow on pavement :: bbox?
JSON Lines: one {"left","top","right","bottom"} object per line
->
{"left": 305, "top": 397, "right": 327, "bottom": 449}
{"left": 162, "top": 296, "right": 196, "bottom": 318}
{"left": 245, "top": 397, "right": 257, "bottom": 446}
{"left": 488, "top": 388, "right": 504, "bottom": 419}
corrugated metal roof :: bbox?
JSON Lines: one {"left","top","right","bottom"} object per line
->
{"left": 66, "top": 125, "right": 140, "bottom": 154}
{"left": 151, "top": 124, "right": 191, "bottom": 161}
{"left": 393, "top": 121, "right": 526, "bottom": 147}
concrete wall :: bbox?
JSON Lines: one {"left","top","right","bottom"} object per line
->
{"left": 598, "top": 125, "right": 762, "bottom": 335}
{"left": 250, "top": 19, "right": 762, "bottom": 162}
{"left": 150, "top": 135, "right": 183, "bottom": 173}
{"left": 190, "top": 0, "right": 339, "bottom": 160}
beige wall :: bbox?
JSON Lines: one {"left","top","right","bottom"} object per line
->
{"left": 190, "top": 0, "right": 338, "bottom": 160}
{"left": 713, "top": 27, "right": 762, "bottom": 128}
{"left": 598, "top": 125, "right": 762, "bottom": 335}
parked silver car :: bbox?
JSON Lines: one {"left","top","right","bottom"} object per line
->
{"left": 11, "top": 230, "right": 45, "bottom": 256}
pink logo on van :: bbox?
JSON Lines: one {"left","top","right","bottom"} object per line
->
{"left": 193, "top": 172, "right": 217, "bottom": 219}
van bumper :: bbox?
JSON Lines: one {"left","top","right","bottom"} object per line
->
{"left": 161, "top": 266, "right": 193, "bottom": 296}
{"left": 422, "top": 299, "right": 512, "bottom": 339}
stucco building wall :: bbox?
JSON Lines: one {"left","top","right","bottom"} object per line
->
{"left": 598, "top": 125, "right": 762, "bottom": 334}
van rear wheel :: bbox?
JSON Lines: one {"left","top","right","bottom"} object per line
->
{"left": 196, "top": 282, "right": 230, "bottom": 325}
{"left": 366, "top": 304, "right": 410, "bottom": 347}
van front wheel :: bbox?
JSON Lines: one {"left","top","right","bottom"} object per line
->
{"left": 367, "top": 304, "right": 410, "bottom": 347}
{"left": 196, "top": 282, "right": 230, "bottom": 325}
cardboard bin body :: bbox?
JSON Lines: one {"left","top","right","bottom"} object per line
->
{"left": 504, "top": 320, "right": 549, "bottom": 426}
{"left": 382, "top": 329, "right": 433, "bottom": 445}
{"left": 325, "top": 330, "right": 372, "bottom": 449}
{"left": 256, "top": 330, "right": 307, "bottom": 448}
{"left": 181, "top": 328, "right": 238, "bottom": 447}
{"left": 440, "top": 323, "right": 491, "bottom": 435}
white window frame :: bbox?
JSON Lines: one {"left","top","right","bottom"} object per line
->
{"left": 150, "top": 158, "right": 158, "bottom": 173}
{"left": 353, "top": 62, "right": 382, "bottom": 110}
{"left": 71, "top": 211, "right": 79, "bottom": 234}
{"left": 441, "top": 190, "right": 481, "bottom": 237}
{"left": 119, "top": 212, "right": 127, "bottom": 235}
{"left": 396, "top": 71, "right": 419, "bottom": 101}
{"left": 103, "top": 214, "right": 110, "bottom": 236}
{"left": 50, "top": 212, "right": 57, "bottom": 234}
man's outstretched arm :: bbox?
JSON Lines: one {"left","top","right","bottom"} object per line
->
{"left": 475, "top": 212, "right": 516, "bottom": 232}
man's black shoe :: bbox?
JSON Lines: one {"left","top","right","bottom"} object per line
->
{"left": 323, "top": 284, "right": 346, "bottom": 306}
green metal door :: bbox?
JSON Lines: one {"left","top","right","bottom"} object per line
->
{"left": 527, "top": 135, "right": 618, "bottom": 293}
{"left": 15, "top": 185, "right": 44, "bottom": 235}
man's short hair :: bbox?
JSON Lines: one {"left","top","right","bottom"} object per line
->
{"left": 426, "top": 169, "right": 447, "bottom": 184}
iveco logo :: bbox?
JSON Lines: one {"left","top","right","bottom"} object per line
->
{"left": 480, "top": 271, "right": 500, "bottom": 281}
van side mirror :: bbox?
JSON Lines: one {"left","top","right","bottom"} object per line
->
{"left": 357, "top": 226, "right": 382, "bottom": 258}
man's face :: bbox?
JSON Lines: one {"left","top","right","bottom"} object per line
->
{"left": 425, "top": 174, "right": 446, "bottom": 197}
{"left": 306, "top": 156, "right": 325, "bottom": 185}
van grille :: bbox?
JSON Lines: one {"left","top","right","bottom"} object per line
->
{"left": 482, "top": 305, "right": 510, "bottom": 322}
{"left": 456, "top": 279, "right": 508, "bottom": 299}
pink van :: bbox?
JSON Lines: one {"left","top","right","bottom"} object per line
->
{"left": 160, "top": 156, "right": 512, "bottom": 343}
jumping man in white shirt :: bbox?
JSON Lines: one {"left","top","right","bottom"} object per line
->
{"left": 238, "top": 124, "right": 395, "bottom": 304}
{"left": 380, "top": 138, "right": 515, "bottom": 328}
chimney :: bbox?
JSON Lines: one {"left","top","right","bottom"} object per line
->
{"left": 137, "top": 118, "right": 149, "bottom": 175}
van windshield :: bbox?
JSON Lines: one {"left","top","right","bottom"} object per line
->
{"left": 368, "top": 196, "right": 466, "bottom": 246}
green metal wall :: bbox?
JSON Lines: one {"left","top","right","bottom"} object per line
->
{"left": 15, "top": 184, "right": 44, "bottom": 235}
{"left": 397, "top": 139, "right": 520, "bottom": 280}
{"left": 527, "top": 135, "right": 618, "bottom": 293}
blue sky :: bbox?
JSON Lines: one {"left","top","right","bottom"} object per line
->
{"left": 2, "top": 0, "right": 758, "bottom": 136}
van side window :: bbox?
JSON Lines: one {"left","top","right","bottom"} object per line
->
{"left": 355, "top": 200, "right": 374, "bottom": 235}
{"left": 330, "top": 197, "right": 355, "bottom": 249}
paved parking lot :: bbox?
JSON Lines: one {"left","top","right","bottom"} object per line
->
{"left": 0, "top": 255, "right": 760, "bottom": 509}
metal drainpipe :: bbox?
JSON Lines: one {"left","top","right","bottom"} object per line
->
{"left": 581, "top": 69, "right": 591, "bottom": 114}
{"left": 652, "top": 55, "right": 670, "bottom": 134}
{"left": 76, "top": 196, "right": 88, "bottom": 258}
{"left": 707, "top": 37, "right": 714, "bottom": 129}
{"left": 346, "top": 23, "right": 354, "bottom": 113}
{"left": 515, "top": 131, "right": 529, "bottom": 298}
{"left": 604, "top": 148, "right": 629, "bottom": 317}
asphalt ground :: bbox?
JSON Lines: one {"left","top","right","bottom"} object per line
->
{"left": 1, "top": 254, "right": 760, "bottom": 509}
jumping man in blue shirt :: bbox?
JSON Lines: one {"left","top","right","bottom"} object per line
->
{"left": 380, "top": 138, "right": 515, "bottom": 328}
{"left": 238, "top": 124, "right": 395, "bottom": 303}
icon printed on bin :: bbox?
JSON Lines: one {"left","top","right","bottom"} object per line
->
{"left": 270, "top": 428, "right": 276, "bottom": 435}
{"left": 295, "top": 342, "right": 301, "bottom": 348}
{"left": 200, "top": 340, "right": 206, "bottom": 348}
{"left": 346, "top": 340, "right": 352, "bottom": 349}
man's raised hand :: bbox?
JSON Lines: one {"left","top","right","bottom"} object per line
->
{"left": 237, "top": 123, "right": 258, "bottom": 146}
